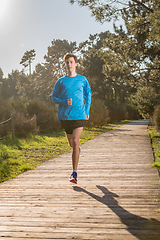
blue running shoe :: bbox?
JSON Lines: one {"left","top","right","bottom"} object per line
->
{"left": 69, "top": 171, "right": 77, "bottom": 184}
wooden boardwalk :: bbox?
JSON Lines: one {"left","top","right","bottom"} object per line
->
{"left": 0, "top": 120, "right": 160, "bottom": 240}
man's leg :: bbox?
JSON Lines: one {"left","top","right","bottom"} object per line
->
{"left": 66, "top": 127, "right": 83, "bottom": 171}
{"left": 72, "top": 127, "right": 83, "bottom": 171}
{"left": 66, "top": 133, "right": 73, "bottom": 148}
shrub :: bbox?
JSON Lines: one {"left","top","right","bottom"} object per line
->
{"left": 107, "top": 103, "right": 139, "bottom": 123}
{"left": 27, "top": 99, "right": 60, "bottom": 132}
{"left": 87, "top": 98, "right": 110, "bottom": 127}
{"left": 125, "top": 104, "right": 139, "bottom": 120}
{"left": 13, "top": 112, "right": 39, "bottom": 137}
{"left": 153, "top": 105, "right": 160, "bottom": 129}
{"left": 132, "top": 86, "right": 158, "bottom": 119}
{"left": 10, "top": 98, "right": 27, "bottom": 115}
{"left": 36, "top": 111, "right": 61, "bottom": 132}
{"left": 27, "top": 98, "right": 47, "bottom": 117}
{"left": 108, "top": 104, "right": 127, "bottom": 123}
{"left": 0, "top": 98, "right": 61, "bottom": 138}
{"left": 0, "top": 147, "right": 10, "bottom": 182}
{"left": 0, "top": 98, "right": 12, "bottom": 120}
{"left": 0, "top": 98, "right": 12, "bottom": 138}
{"left": 0, "top": 158, "right": 10, "bottom": 182}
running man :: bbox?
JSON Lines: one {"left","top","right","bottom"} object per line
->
{"left": 52, "top": 53, "right": 91, "bottom": 184}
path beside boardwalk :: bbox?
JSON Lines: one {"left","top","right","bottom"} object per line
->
{"left": 0, "top": 120, "right": 160, "bottom": 240}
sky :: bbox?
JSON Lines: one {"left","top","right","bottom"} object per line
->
{"left": 0, "top": 0, "right": 123, "bottom": 77}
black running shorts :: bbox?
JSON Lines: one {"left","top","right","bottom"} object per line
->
{"left": 61, "top": 120, "right": 86, "bottom": 134}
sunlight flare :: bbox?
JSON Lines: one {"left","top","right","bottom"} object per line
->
{"left": 0, "top": 0, "right": 9, "bottom": 20}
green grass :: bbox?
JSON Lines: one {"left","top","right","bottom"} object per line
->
{"left": 148, "top": 126, "right": 160, "bottom": 175}
{"left": 0, "top": 121, "right": 131, "bottom": 183}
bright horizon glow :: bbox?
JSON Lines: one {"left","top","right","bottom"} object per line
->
{"left": 0, "top": 0, "right": 9, "bottom": 21}
{"left": 0, "top": 0, "right": 124, "bottom": 77}
{"left": 0, "top": 0, "right": 11, "bottom": 34}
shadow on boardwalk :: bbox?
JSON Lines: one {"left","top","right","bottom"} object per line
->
{"left": 73, "top": 186, "right": 160, "bottom": 240}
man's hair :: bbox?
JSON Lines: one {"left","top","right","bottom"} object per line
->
{"left": 63, "top": 53, "right": 78, "bottom": 63}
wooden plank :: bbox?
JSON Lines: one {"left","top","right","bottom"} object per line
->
{"left": 0, "top": 120, "right": 160, "bottom": 240}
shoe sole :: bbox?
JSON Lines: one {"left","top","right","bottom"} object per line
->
{"left": 69, "top": 178, "right": 77, "bottom": 184}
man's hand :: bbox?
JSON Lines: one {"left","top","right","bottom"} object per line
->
{"left": 86, "top": 115, "right": 89, "bottom": 120}
{"left": 67, "top": 98, "right": 72, "bottom": 106}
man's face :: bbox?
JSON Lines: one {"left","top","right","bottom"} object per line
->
{"left": 65, "top": 57, "right": 77, "bottom": 73}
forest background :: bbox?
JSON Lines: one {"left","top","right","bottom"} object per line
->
{"left": 0, "top": 0, "right": 160, "bottom": 138}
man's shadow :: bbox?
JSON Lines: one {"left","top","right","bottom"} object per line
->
{"left": 73, "top": 186, "right": 160, "bottom": 240}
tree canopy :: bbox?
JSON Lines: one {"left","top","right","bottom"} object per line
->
{"left": 69, "top": 0, "right": 154, "bottom": 22}
{"left": 20, "top": 49, "right": 36, "bottom": 75}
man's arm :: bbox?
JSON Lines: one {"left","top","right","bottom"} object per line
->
{"left": 84, "top": 79, "right": 91, "bottom": 117}
{"left": 52, "top": 81, "right": 68, "bottom": 105}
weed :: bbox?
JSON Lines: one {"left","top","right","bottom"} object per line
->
{"left": 20, "top": 164, "right": 34, "bottom": 173}
{"left": 148, "top": 127, "right": 160, "bottom": 175}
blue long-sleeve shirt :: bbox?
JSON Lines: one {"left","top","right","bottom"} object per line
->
{"left": 52, "top": 74, "right": 91, "bottom": 121}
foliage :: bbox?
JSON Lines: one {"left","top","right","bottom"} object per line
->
{"left": 87, "top": 98, "right": 110, "bottom": 127}
{"left": 125, "top": 104, "right": 139, "bottom": 120}
{"left": 10, "top": 97, "right": 27, "bottom": 114}
{"left": 149, "top": 0, "right": 160, "bottom": 41}
{"left": 0, "top": 98, "right": 11, "bottom": 121}
{"left": 0, "top": 98, "right": 12, "bottom": 138}
{"left": 22, "top": 39, "right": 77, "bottom": 102}
{"left": 27, "top": 99, "right": 60, "bottom": 132}
{"left": 108, "top": 104, "right": 127, "bottom": 122}
{"left": 100, "top": 32, "right": 137, "bottom": 105}
{"left": 77, "top": 32, "right": 137, "bottom": 114}
{"left": 10, "top": 71, "right": 31, "bottom": 99}
{"left": 13, "top": 112, "right": 39, "bottom": 137}
{"left": 20, "top": 49, "right": 36, "bottom": 75}
{"left": 0, "top": 98, "right": 40, "bottom": 138}
{"left": 69, "top": 0, "right": 160, "bottom": 122}
{"left": 69, "top": 0, "right": 153, "bottom": 22}
{"left": 0, "top": 152, "right": 10, "bottom": 181}
{"left": 148, "top": 126, "right": 160, "bottom": 175}
{"left": 0, "top": 70, "right": 19, "bottom": 99}
{"left": 10, "top": 98, "right": 61, "bottom": 134}
{"left": 77, "top": 32, "right": 110, "bottom": 102}
{"left": 44, "top": 39, "right": 76, "bottom": 78}
{"left": 131, "top": 86, "right": 158, "bottom": 118}
{"left": 0, "top": 68, "right": 3, "bottom": 79}
{"left": 153, "top": 105, "right": 160, "bottom": 129}
{"left": 0, "top": 98, "right": 60, "bottom": 138}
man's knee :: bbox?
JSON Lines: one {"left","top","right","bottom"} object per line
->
{"left": 72, "top": 137, "right": 79, "bottom": 147}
